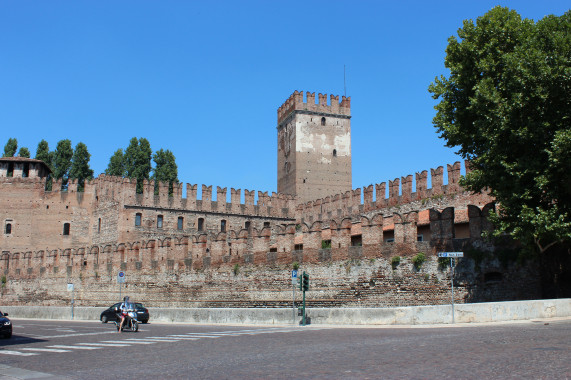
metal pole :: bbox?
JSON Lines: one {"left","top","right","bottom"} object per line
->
{"left": 451, "top": 259, "right": 455, "bottom": 324}
{"left": 302, "top": 271, "right": 306, "bottom": 326}
{"left": 71, "top": 287, "right": 74, "bottom": 320}
{"left": 292, "top": 278, "right": 296, "bottom": 325}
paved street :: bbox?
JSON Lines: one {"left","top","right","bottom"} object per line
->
{"left": 0, "top": 318, "right": 569, "bottom": 379}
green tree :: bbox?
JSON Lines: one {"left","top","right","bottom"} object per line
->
{"left": 18, "top": 147, "right": 30, "bottom": 158}
{"left": 52, "top": 139, "right": 74, "bottom": 189}
{"left": 35, "top": 140, "right": 53, "bottom": 191}
{"left": 105, "top": 149, "right": 125, "bottom": 177}
{"left": 3, "top": 138, "right": 17, "bottom": 157}
{"left": 152, "top": 148, "right": 178, "bottom": 195}
{"left": 35, "top": 140, "right": 52, "bottom": 165}
{"left": 428, "top": 7, "right": 571, "bottom": 254}
{"left": 69, "top": 142, "right": 94, "bottom": 191}
{"left": 124, "top": 137, "right": 152, "bottom": 193}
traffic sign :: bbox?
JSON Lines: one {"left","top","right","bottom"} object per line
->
{"left": 438, "top": 252, "right": 464, "bottom": 258}
{"left": 117, "top": 271, "right": 126, "bottom": 283}
{"left": 292, "top": 270, "right": 298, "bottom": 278}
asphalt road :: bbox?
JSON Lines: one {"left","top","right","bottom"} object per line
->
{"left": 0, "top": 318, "right": 570, "bottom": 379}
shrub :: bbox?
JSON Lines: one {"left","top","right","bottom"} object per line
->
{"left": 438, "top": 257, "right": 450, "bottom": 271}
{"left": 391, "top": 256, "right": 401, "bottom": 270}
{"left": 292, "top": 261, "right": 300, "bottom": 270}
{"left": 233, "top": 264, "right": 240, "bottom": 276}
{"left": 412, "top": 252, "right": 426, "bottom": 271}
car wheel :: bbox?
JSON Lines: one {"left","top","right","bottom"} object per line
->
{"left": 101, "top": 315, "right": 108, "bottom": 323}
{"left": 4, "top": 332, "right": 11, "bottom": 339}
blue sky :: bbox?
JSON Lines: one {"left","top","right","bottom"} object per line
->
{"left": 1, "top": 1, "right": 568, "bottom": 200}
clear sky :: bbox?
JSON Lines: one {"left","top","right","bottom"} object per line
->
{"left": 1, "top": 1, "right": 568, "bottom": 201}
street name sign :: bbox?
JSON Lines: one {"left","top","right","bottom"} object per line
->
{"left": 438, "top": 252, "right": 464, "bottom": 258}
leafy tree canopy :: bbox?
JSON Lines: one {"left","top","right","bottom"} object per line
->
{"left": 124, "top": 137, "right": 152, "bottom": 193}
{"left": 69, "top": 142, "right": 94, "bottom": 191}
{"left": 152, "top": 148, "right": 179, "bottom": 195}
{"left": 52, "top": 139, "right": 74, "bottom": 183}
{"left": 429, "top": 7, "right": 571, "bottom": 253}
{"left": 18, "top": 147, "right": 30, "bottom": 158}
{"left": 35, "top": 140, "right": 53, "bottom": 167}
{"left": 3, "top": 138, "right": 17, "bottom": 157}
{"left": 105, "top": 149, "right": 125, "bottom": 177}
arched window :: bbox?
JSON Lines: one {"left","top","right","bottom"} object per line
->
{"left": 198, "top": 218, "right": 204, "bottom": 231}
{"left": 63, "top": 223, "right": 70, "bottom": 236}
{"left": 157, "top": 215, "right": 163, "bottom": 228}
{"left": 177, "top": 216, "right": 184, "bottom": 230}
{"left": 321, "top": 117, "right": 326, "bottom": 126}
{"left": 5, "top": 223, "right": 12, "bottom": 235}
{"left": 221, "top": 220, "right": 227, "bottom": 232}
{"left": 333, "top": 149, "right": 337, "bottom": 157}
{"left": 135, "top": 213, "right": 142, "bottom": 226}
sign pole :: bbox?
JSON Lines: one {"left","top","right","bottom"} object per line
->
{"left": 291, "top": 269, "right": 297, "bottom": 325}
{"left": 438, "top": 252, "right": 463, "bottom": 324}
{"left": 451, "top": 258, "right": 455, "bottom": 324}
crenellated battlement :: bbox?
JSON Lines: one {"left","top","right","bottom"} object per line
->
{"left": 296, "top": 160, "right": 494, "bottom": 222}
{"left": 277, "top": 90, "right": 351, "bottom": 126}
{"left": 90, "top": 174, "right": 297, "bottom": 219}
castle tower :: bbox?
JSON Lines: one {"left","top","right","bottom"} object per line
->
{"left": 277, "top": 91, "right": 352, "bottom": 204}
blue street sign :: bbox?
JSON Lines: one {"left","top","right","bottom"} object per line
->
{"left": 438, "top": 252, "right": 464, "bottom": 258}
{"left": 292, "top": 270, "right": 298, "bottom": 278}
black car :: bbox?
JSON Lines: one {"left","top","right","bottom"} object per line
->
{"left": 0, "top": 311, "right": 12, "bottom": 338}
{"left": 100, "top": 302, "right": 149, "bottom": 324}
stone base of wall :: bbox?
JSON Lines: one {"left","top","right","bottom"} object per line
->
{"left": 0, "top": 255, "right": 541, "bottom": 309}
{"left": 1, "top": 299, "right": 569, "bottom": 325}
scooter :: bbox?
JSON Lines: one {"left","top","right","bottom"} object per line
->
{"left": 115, "top": 310, "right": 139, "bottom": 332}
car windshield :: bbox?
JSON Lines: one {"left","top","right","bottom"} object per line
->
{"left": 135, "top": 303, "right": 144, "bottom": 308}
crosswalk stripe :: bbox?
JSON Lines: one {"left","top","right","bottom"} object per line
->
{"left": 48, "top": 345, "right": 102, "bottom": 350}
{"left": 182, "top": 334, "right": 222, "bottom": 338}
{"left": 0, "top": 350, "right": 38, "bottom": 356}
{"left": 20, "top": 348, "right": 70, "bottom": 353}
{"left": 105, "top": 340, "right": 157, "bottom": 345}
{"left": 135, "top": 337, "right": 181, "bottom": 342}
{"left": 76, "top": 342, "right": 127, "bottom": 347}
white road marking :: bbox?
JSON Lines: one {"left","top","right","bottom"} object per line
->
{"left": 110, "top": 340, "right": 157, "bottom": 344}
{"left": 48, "top": 345, "right": 102, "bottom": 350}
{"left": 20, "top": 347, "right": 70, "bottom": 353}
{"left": 135, "top": 337, "right": 181, "bottom": 342}
{"left": 0, "top": 350, "right": 38, "bottom": 356}
{"left": 182, "top": 334, "right": 222, "bottom": 338}
{"left": 76, "top": 342, "right": 127, "bottom": 347}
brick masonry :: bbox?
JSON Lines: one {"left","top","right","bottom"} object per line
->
{"left": 0, "top": 92, "right": 541, "bottom": 308}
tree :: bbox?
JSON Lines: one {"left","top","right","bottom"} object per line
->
{"left": 124, "top": 137, "right": 152, "bottom": 193}
{"left": 69, "top": 142, "right": 94, "bottom": 191}
{"left": 3, "top": 138, "right": 17, "bottom": 157}
{"left": 35, "top": 140, "right": 52, "bottom": 166}
{"left": 18, "top": 147, "right": 30, "bottom": 158}
{"left": 152, "top": 149, "right": 179, "bottom": 195}
{"left": 35, "top": 140, "right": 53, "bottom": 191}
{"left": 52, "top": 139, "right": 74, "bottom": 188}
{"left": 428, "top": 7, "right": 571, "bottom": 254}
{"left": 105, "top": 149, "right": 125, "bottom": 177}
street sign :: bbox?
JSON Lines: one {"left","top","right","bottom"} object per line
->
{"left": 292, "top": 270, "right": 298, "bottom": 278}
{"left": 67, "top": 283, "right": 74, "bottom": 291}
{"left": 117, "top": 271, "right": 126, "bottom": 283}
{"left": 438, "top": 252, "right": 464, "bottom": 258}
